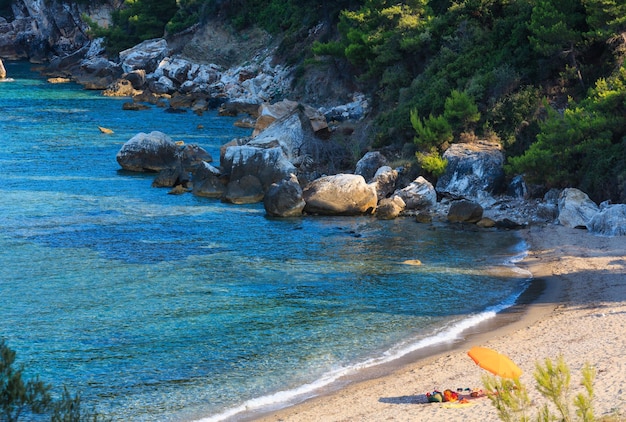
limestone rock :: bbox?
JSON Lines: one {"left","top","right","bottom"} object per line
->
{"left": 302, "top": 174, "right": 378, "bottom": 216}
{"left": 586, "top": 204, "right": 626, "bottom": 236}
{"left": 369, "top": 166, "right": 398, "bottom": 200}
{"left": 447, "top": 199, "right": 484, "bottom": 223}
{"left": 248, "top": 109, "right": 315, "bottom": 163}
{"left": 376, "top": 196, "right": 406, "bottom": 220}
{"left": 355, "top": 151, "right": 388, "bottom": 182}
{"left": 222, "top": 145, "right": 297, "bottom": 202}
{"left": 252, "top": 99, "right": 328, "bottom": 136}
{"left": 116, "top": 131, "right": 179, "bottom": 172}
{"left": 394, "top": 176, "right": 437, "bottom": 210}
{"left": 264, "top": 174, "right": 306, "bottom": 217}
{"left": 558, "top": 188, "right": 599, "bottom": 228}
{"left": 437, "top": 140, "right": 505, "bottom": 199}
{"left": 119, "top": 39, "right": 170, "bottom": 74}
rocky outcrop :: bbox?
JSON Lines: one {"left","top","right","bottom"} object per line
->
{"left": 221, "top": 145, "right": 297, "bottom": 203}
{"left": 557, "top": 188, "right": 599, "bottom": 228}
{"left": 587, "top": 204, "right": 626, "bottom": 236}
{"left": 264, "top": 174, "right": 306, "bottom": 217}
{"left": 253, "top": 99, "right": 328, "bottom": 136}
{"left": 437, "top": 140, "right": 505, "bottom": 200}
{"left": 0, "top": 0, "right": 123, "bottom": 68}
{"left": 302, "top": 174, "right": 378, "bottom": 216}
{"left": 355, "top": 151, "right": 388, "bottom": 182}
{"left": 116, "top": 131, "right": 212, "bottom": 173}
{"left": 394, "top": 176, "right": 437, "bottom": 210}
{"left": 116, "top": 131, "right": 180, "bottom": 172}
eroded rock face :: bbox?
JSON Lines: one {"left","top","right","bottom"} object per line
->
{"left": 119, "top": 39, "right": 171, "bottom": 74}
{"left": 558, "top": 188, "right": 599, "bottom": 229}
{"left": 587, "top": 204, "right": 626, "bottom": 236}
{"left": 302, "top": 174, "right": 378, "bottom": 216}
{"left": 437, "top": 140, "right": 505, "bottom": 199}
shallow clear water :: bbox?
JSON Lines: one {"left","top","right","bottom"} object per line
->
{"left": 0, "top": 62, "right": 528, "bottom": 421}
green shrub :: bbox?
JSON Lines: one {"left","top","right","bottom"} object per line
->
{"left": 0, "top": 339, "right": 105, "bottom": 422}
{"left": 416, "top": 150, "right": 447, "bottom": 177}
{"left": 483, "top": 356, "right": 597, "bottom": 422}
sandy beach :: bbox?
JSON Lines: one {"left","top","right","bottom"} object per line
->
{"left": 255, "top": 224, "right": 626, "bottom": 421}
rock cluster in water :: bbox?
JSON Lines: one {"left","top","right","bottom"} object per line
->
{"left": 115, "top": 105, "right": 626, "bottom": 236}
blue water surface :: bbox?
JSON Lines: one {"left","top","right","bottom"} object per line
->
{"left": 0, "top": 62, "right": 528, "bottom": 421}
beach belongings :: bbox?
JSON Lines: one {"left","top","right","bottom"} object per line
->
{"left": 467, "top": 346, "right": 522, "bottom": 379}
{"left": 426, "top": 391, "right": 443, "bottom": 402}
{"left": 443, "top": 389, "right": 459, "bottom": 402}
{"left": 427, "top": 389, "right": 460, "bottom": 402}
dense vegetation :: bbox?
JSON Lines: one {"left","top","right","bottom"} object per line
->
{"left": 87, "top": 0, "right": 626, "bottom": 202}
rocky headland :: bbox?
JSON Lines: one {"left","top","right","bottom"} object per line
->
{"left": 2, "top": 0, "right": 625, "bottom": 236}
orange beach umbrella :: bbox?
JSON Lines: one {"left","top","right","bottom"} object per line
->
{"left": 467, "top": 346, "right": 522, "bottom": 379}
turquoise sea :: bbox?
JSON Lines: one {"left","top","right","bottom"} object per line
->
{"left": 0, "top": 61, "right": 529, "bottom": 421}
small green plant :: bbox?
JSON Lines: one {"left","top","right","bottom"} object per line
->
{"left": 416, "top": 150, "right": 448, "bottom": 177}
{"left": 0, "top": 339, "right": 105, "bottom": 421}
{"left": 483, "top": 376, "right": 531, "bottom": 422}
{"left": 483, "top": 356, "right": 597, "bottom": 422}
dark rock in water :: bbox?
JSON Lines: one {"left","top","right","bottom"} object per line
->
{"left": 447, "top": 199, "right": 483, "bottom": 223}
{"left": 223, "top": 174, "right": 264, "bottom": 204}
{"left": 116, "top": 131, "right": 179, "bottom": 172}
{"left": 222, "top": 145, "right": 297, "bottom": 202}
{"left": 264, "top": 174, "right": 306, "bottom": 218}
{"left": 192, "top": 162, "right": 226, "bottom": 198}
{"left": 180, "top": 144, "right": 213, "bottom": 172}
{"left": 122, "top": 102, "right": 151, "bottom": 111}
{"left": 152, "top": 167, "right": 188, "bottom": 188}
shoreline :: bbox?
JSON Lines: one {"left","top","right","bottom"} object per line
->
{"left": 249, "top": 224, "right": 626, "bottom": 422}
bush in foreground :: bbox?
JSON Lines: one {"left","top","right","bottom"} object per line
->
{"left": 0, "top": 339, "right": 105, "bottom": 422}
